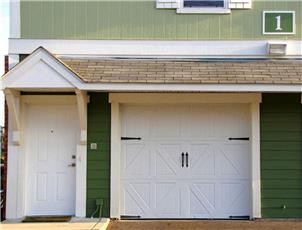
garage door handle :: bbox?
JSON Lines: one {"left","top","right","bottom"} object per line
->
{"left": 181, "top": 152, "right": 184, "bottom": 167}
{"left": 185, "top": 152, "right": 189, "bottom": 167}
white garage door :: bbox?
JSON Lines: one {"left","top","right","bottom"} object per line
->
{"left": 121, "top": 104, "right": 251, "bottom": 219}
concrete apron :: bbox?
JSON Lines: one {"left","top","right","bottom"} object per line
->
{"left": 1, "top": 218, "right": 110, "bottom": 230}
{"left": 107, "top": 220, "right": 302, "bottom": 230}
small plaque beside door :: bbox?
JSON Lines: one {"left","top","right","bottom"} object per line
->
{"left": 90, "top": 143, "right": 98, "bottom": 150}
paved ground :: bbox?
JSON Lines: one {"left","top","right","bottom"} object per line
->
{"left": 1, "top": 218, "right": 109, "bottom": 230}
{"left": 107, "top": 220, "right": 302, "bottom": 230}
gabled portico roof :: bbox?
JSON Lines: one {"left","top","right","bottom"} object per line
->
{"left": 1, "top": 47, "right": 83, "bottom": 91}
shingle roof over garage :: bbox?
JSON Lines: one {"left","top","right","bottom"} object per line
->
{"left": 60, "top": 58, "right": 302, "bottom": 85}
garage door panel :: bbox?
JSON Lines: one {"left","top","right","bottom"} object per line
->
{"left": 123, "top": 143, "right": 150, "bottom": 177}
{"left": 221, "top": 182, "right": 250, "bottom": 215}
{"left": 213, "top": 105, "right": 250, "bottom": 138}
{"left": 124, "top": 182, "right": 152, "bottom": 216}
{"left": 189, "top": 183, "right": 216, "bottom": 218}
{"left": 217, "top": 144, "right": 250, "bottom": 179}
{"left": 155, "top": 182, "right": 181, "bottom": 217}
{"left": 186, "top": 106, "right": 215, "bottom": 138}
{"left": 150, "top": 107, "right": 183, "bottom": 139}
{"left": 122, "top": 106, "right": 150, "bottom": 138}
{"left": 155, "top": 143, "right": 183, "bottom": 177}
{"left": 189, "top": 144, "right": 215, "bottom": 176}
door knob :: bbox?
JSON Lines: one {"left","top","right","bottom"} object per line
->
{"left": 181, "top": 152, "right": 184, "bottom": 167}
{"left": 68, "top": 163, "right": 76, "bottom": 167}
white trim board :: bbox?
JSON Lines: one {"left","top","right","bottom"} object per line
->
{"left": 109, "top": 93, "right": 262, "bottom": 219}
{"left": 82, "top": 83, "right": 302, "bottom": 93}
{"left": 9, "top": 39, "right": 302, "bottom": 58}
{"left": 9, "top": 0, "right": 20, "bottom": 39}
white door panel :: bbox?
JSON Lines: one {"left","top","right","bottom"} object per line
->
{"left": 26, "top": 105, "right": 78, "bottom": 216}
{"left": 121, "top": 104, "right": 250, "bottom": 219}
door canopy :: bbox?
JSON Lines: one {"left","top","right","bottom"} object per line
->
{"left": 1, "top": 47, "right": 82, "bottom": 91}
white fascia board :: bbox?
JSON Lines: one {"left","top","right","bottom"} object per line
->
{"left": 8, "top": 39, "right": 302, "bottom": 58}
{"left": 9, "top": 0, "right": 20, "bottom": 39}
{"left": 80, "top": 83, "right": 302, "bottom": 93}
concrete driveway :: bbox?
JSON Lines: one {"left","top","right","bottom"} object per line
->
{"left": 107, "top": 220, "right": 302, "bottom": 230}
{"left": 0, "top": 218, "right": 109, "bottom": 230}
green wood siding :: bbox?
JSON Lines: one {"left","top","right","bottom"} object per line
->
{"left": 261, "top": 93, "right": 302, "bottom": 218}
{"left": 86, "top": 93, "right": 110, "bottom": 218}
{"left": 20, "top": 0, "right": 301, "bottom": 40}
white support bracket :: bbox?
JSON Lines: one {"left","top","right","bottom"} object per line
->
{"left": 4, "top": 89, "right": 21, "bottom": 145}
{"left": 75, "top": 89, "right": 88, "bottom": 145}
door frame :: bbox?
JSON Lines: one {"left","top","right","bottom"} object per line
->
{"left": 109, "top": 93, "right": 262, "bottom": 219}
{"left": 6, "top": 95, "right": 87, "bottom": 219}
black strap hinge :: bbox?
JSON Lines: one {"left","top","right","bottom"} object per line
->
{"left": 121, "top": 137, "right": 142, "bottom": 140}
{"left": 228, "top": 137, "right": 249, "bottom": 141}
{"left": 120, "top": 215, "right": 141, "bottom": 220}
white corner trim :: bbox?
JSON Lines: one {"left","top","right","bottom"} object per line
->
{"left": 8, "top": 39, "right": 302, "bottom": 58}
{"left": 263, "top": 11, "right": 296, "bottom": 35}
{"left": 110, "top": 102, "right": 121, "bottom": 219}
{"left": 9, "top": 0, "right": 20, "bottom": 39}
{"left": 75, "top": 144, "right": 87, "bottom": 218}
{"left": 75, "top": 89, "right": 88, "bottom": 144}
{"left": 109, "top": 93, "right": 262, "bottom": 104}
{"left": 250, "top": 101, "right": 261, "bottom": 219}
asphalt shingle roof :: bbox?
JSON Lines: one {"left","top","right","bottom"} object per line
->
{"left": 60, "top": 58, "right": 302, "bottom": 84}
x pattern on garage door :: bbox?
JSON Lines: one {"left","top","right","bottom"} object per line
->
{"left": 121, "top": 104, "right": 251, "bottom": 219}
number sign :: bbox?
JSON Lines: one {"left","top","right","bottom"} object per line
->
{"left": 263, "top": 11, "right": 295, "bottom": 35}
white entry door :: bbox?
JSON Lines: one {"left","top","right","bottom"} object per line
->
{"left": 26, "top": 104, "right": 78, "bottom": 216}
{"left": 121, "top": 104, "right": 251, "bottom": 219}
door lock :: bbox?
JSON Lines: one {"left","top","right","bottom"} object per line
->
{"left": 68, "top": 163, "right": 76, "bottom": 167}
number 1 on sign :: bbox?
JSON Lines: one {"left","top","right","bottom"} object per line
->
{"left": 275, "top": 15, "right": 283, "bottom": 31}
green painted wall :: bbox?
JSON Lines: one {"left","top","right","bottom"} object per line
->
{"left": 20, "top": 0, "right": 301, "bottom": 40}
{"left": 261, "top": 93, "right": 302, "bottom": 218}
{"left": 86, "top": 93, "right": 110, "bottom": 218}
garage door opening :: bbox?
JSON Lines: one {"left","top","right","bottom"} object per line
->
{"left": 120, "top": 104, "right": 251, "bottom": 219}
